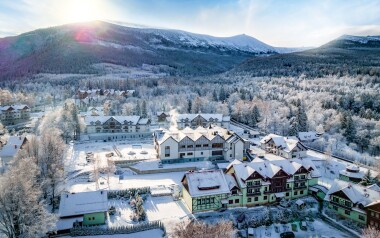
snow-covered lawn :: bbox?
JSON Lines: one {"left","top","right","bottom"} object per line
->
{"left": 108, "top": 196, "right": 191, "bottom": 233}
{"left": 62, "top": 228, "right": 163, "bottom": 238}
{"left": 68, "top": 171, "right": 185, "bottom": 192}
{"left": 248, "top": 219, "right": 351, "bottom": 238}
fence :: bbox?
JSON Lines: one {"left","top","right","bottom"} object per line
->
{"left": 70, "top": 220, "right": 166, "bottom": 236}
{"left": 107, "top": 187, "right": 151, "bottom": 199}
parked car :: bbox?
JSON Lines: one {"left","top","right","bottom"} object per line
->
{"left": 280, "top": 231, "right": 295, "bottom": 238}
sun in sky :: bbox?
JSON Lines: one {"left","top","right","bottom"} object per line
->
{"left": 60, "top": 0, "right": 109, "bottom": 23}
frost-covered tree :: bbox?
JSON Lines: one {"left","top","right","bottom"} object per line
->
{"left": 141, "top": 100, "right": 147, "bottom": 118}
{"left": 0, "top": 159, "right": 56, "bottom": 238}
{"left": 39, "top": 128, "right": 66, "bottom": 211}
{"left": 362, "top": 226, "right": 380, "bottom": 238}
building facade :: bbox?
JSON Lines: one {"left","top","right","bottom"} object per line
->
{"left": 366, "top": 201, "right": 380, "bottom": 229}
{"left": 0, "top": 105, "right": 30, "bottom": 126}
{"left": 160, "top": 113, "right": 230, "bottom": 129}
{"left": 325, "top": 180, "right": 380, "bottom": 225}
{"left": 260, "top": 134, "right": 307, "bottom": 159}
{"left": 182, "top": 157, "right": 320, "bottom": 213}
{"left": 154, "top": 126, "right": 249, "bottom": 164}
{"left": 84, "top": 116, "right": 151, "bottom": 141}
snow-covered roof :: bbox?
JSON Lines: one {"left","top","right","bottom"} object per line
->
{"left": 183, "top": 170, "right": 230, "bottom": 197}
{"left": 325, "top": 180, "right": 380, "bottom": 207}
{"left": 173, "top": 114, "right": 230, "bottom": 122}
{"left": 0, "top": 136, "right": 26, "bottom": 157}
{"left": 298, "top": 131, "right": 318, "bottom": 141}
{"left": 225, "top": 173, "right": 239, "bottom": 190}
{"left": 260, "top": 134, "right": 302, "bottom": 152}
{"left": 85, "top": 116, "right": 149, "bottom": 125}
{"left": 231, "top": 157, "right": 320, "bottom": 188}
{"left": 339, "top": 169, "right": 365, "bottom": 179}
{"left": 156, "top": 125, "right": 238, "bottom": 144}
{"left": 59, "top": 191, "right": 108, "bottom": 217}
{"left": 346, "top": 164, "right": 360, "bottom": 172}
{"left": 0, "top": 105, "right": 30, "bottom": 112}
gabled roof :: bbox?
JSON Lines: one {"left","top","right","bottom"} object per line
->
{"left": 85, "top": 116, "right": 147, "bottom": 126}
{"left": 261, "top": 134, "right": 304, "bottom": 152}
{"left": 0, "top": 136, "right": 27, "bottom": 157}
{"left": 59, "top": 191, "right": 108, "bottom": 217}
{"left": 174, "top": 113, "right": 230, "bottom": 122}
{"left": 325, "top": 180, "right": 380, "bottom": 207}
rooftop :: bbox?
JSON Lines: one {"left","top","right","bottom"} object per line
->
{"left": 183, "top": 170, "right": 230, "bottom": 197}
{"left": 59, "top": 190, "right": 108, "bottom": 217}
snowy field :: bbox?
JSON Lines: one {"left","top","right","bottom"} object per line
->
{"left": 108, "top": 196, "right": 191, "bottom": 229}
{"left": 246, "top": 219, "right": 352, "bottom": 238}
{"left": 62, "top": 228, "right": 164, "bottom": 238}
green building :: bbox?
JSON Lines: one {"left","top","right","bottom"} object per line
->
{"left": 59, "top": 190, "right": 108, "bottom": 226}
{"left": 182, "top": 157, "right": 320, "bottom": 213}
{"left": 338, "top": 164, "right": 365, "bottom": 184}
{"left": 325, "top": 180, "right": 380, "bottom": 225}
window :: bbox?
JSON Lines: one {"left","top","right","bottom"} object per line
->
{"left": 300, "top": 191, "right": 304, "bottom": 195}
{"left": 333, "top": 197, "right": 339, "bottom": 203}
{"left": 248, "top": 198, "right": 252, "bottom": 202}
{"left": 294, "top": 176, "right": 299, "bottom": 180}
{"left": 203, "top": 144, "right": 208, "bottom": 147}
{"left": 359, "top": 215, "right": 365, "bottom": 221}
{"left": 180, "top": 145, "right": 186, "bottom": 148}
{"left": 248, "top": 189, "right": 253, "bottom": 194}
{"left": 196, "top": 144, "right": 202, "bottom": 148}
{"left": 165, "top": 154, "right": 170, "bottom": 157}
{"left": 206, "top": 198, "right": 210, "bottom": 204}
{"left": 187, "top": 152, "right": 193, "bottom": 156}
{"left": 344, "top": 201, "right": 351, "bottom": 207}
{"left": 212, "top": 150, "right": 223, "bottom": 156}
{"left": 371, "top": 212, "right": 375, "bottom": 217}
{"left": 254, "top": 197, "right": 258, "bottom": 201}
{"left": 165, "top": 146, "right": 170, "bottom": 157}
{"left": 286, "top": 192, "right": 289, "bottom": 196}
{"left": 345, "top": 210, "right": 350, "bottom": 216}
{"left": 232, "top": 190, "right": 237, "bottom": 195}
{"left": 235, "top": 199, "right": 239, "bottom": 203}
{"left": 333, "top": 206, "right": 338, "bottom": 211}
{"left": 255, "top": 188, "right": 260, "bottom": 193}
{"left": 211, "top": 198, "right": 214, "bottom": 203}
{"left": 212, "top": 143, "right": 223, "bottom": 148}
{"left": 254, "top": 180, "right": 260, "bottom": 186}
{"left": 264, "top": 196, "right": 267, "bottom": 200}
{"left": 264, "top": 187, "right": 268, "bottom": 192}
{"left": 229, "top": 200, "right": 233, "bottom": 204}
{"left": 247, "top": 181, "right": 253, "bottom": 186}
{"left": 294, "top": 191, "right": 298, "bottom": 196}
{"left": 201, "top": 152, "right": 203, "bottom": 155}
{"left": 180, "top": 153, "right": 185, "bottom": 158}
{"left": 187, "top": 145, "right": 193, "bottom": 148}
{"left": 197, "top": 199, "right": 201, "bottom": 205}
{"left": 301, "top": 175, "right": 306, "bottom": 179}
{"left": 287, "top": 184, "right": 290, "bottom": 188}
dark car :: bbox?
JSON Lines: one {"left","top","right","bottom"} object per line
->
{"left": 280, "top": 231, "right": 295, "bottom": 238}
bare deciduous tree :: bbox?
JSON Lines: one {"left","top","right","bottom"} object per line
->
{"left": 362, "top": 226, "right": 380, "bottom": 238}
{"left": 0, "top": 159, "right": 56, "bottom": 238}
{"left": 173, "top": 220, "right": 235, "bottom": 238}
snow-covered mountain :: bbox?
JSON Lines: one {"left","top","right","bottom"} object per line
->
{"left": 338, "top": 35, "right": 380, "bottom": 44}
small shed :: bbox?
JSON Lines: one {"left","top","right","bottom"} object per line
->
{"left": 295, "top": 200, "right": 306, "bottom": 210}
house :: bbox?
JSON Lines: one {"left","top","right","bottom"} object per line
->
{"left": 84, "top": 116, "right": 151, "bottom": 141}
{"left": 365, "top": 200, "right": 380, "bottom": 229}
{"left": 0, "top": 105, "right": 30, "bottom": 126}
{"left": 156, "top": 111, "right": 170, "bottom": 122}
{"left": 181, "top": 170, "right": 231, "bottom": 213}
{"left": 182, "top": 157, "right": 320, "bottom": 213}
{"left": 260, "top": 134, "right": 307, "bottom": 159}
{"left": 167, "top": 113, "right": 230, "bottom": 129}
{"left": 297, "top": 131, "right": 320, "bottom": 143}
{"left": 339, "top": 164, "right": 365, "bottom": 183}
{"left": 154, "top": 125, "right": 249, "bottom": 164}
{"left": 325, "top": 180, "right": 380, "bottom": 225}
{"left": 59, "top": 191, "right": 108, "bottom": 226}
{"left": 0, "top": 136, "right": 28, "bottom": 172}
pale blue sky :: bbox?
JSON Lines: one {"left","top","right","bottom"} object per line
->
{"left": 1, "top": 0, "right": 380, "bottom": 47}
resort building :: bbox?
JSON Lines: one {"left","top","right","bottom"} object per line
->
{"left": 339, "top": 164, "right": 366, "bottom": 183}
{"left": 154, "top": 125, "right": 249, "bottom": 164}
{"left": 325, "top": 180, "right": 380, "bottom": 226}
{"left": 182, "top": 157, "right": 320, "bottom": 213}
{"left": 260, "top": 134, "right": 307, "bottom": 159}
{"left": 158, "top": 113, "right": 230, "bottom": 129}
{"left": 84, "top": 115, "right": 150, "bottom": 141}
{"left": 0, "top": 105, "right": 30, "bottom": 126}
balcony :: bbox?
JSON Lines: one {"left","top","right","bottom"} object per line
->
{"left": 247, "top": 183, "right": 261, "bottom": 188}
{"left": 330, "top": 200, "right": 352, "bottom": 210}
{"left": 294, "top": 177, "right": 308, "bottom": 181}
{"left": 247, "top": 191, "right": 261, "bottom": 196}
{"left": 293, "top": 185, "right": 307, "bottom": 190}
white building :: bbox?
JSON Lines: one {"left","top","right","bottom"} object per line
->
{"left": 0, "top": 105, "right": 30, "bottom": 126}
{"left": 161, "top": 113, "right": 230, "bottom": 129}
{"left": 154, "top": 125, "right": 248, "bottom": 164}
{"left": 0, "top": 136, "right": 28, "bottom": 172}
{"left": 84, "top": 116, "right": 151, "bottom": 141}
{"left": 260, "top": 134, "right": 307, "bottom": 159}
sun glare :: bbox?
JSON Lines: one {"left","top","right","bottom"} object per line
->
{"left": 62, "top": 0, "right": 104, "bottom": 23}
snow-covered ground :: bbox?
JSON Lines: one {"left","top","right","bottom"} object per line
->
{"left": 62, "top": 228, "right": 164, "bottom": 238}
{"left": 247, "top": 219, "right": 351, "bottom": 238}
